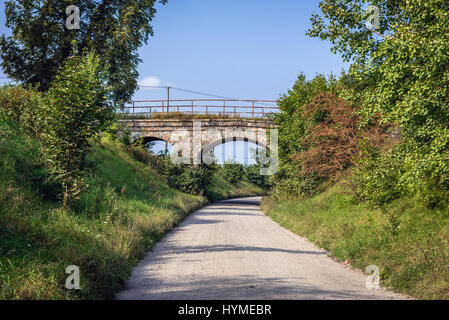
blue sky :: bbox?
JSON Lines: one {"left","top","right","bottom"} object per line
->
{"left": 134, "top": 0, "right": 349, "bottom": 100}
{"left": 0, "top": 0, "right": 348, "bottom": 100}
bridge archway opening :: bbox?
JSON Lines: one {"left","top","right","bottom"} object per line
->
{"left": 140, "top": 137, "right": 175, "bottom": 156}
{"left": 200, "top": 137, "right": 268, "bottom": 165}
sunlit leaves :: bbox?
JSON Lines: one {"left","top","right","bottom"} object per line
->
{"left": 40, "top": 52, "right": 114, "bottom": 206}
{"left": 309, "top": 0, "right": 449, "bottom": 206}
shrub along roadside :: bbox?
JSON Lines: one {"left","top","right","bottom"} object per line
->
{"left": 0, "top": 114, "right": 266, "bottom": 299}
{"left": 261, "top": 183, "right": 449, "bottom": 300}
{"left": 218, "top": 162, "right": 270, "bottom": 191}
{"left": 159, "top": 161, "right": 216, "bottom": 196}
{"left": 0, "top": 85, "right": 44, "bottom": 135}
{"left": 0, "top": 116, "right": 207, "bottom": 299}
{"left": 305, "top": 1, "right": 449, "bottom": 209}
{"left": 221, "top": 162, "right": 245, "bottom": 185}
{"left": 40, "top": 52, "right": 115, "bottom": 206}
{"left": 0, "top": 52, "right": 116, "bottom": 207}
{"left": 205, "top": 173, "right": 266, "bottom": 203}
{"left": 121, "top": 136, "right": 269, "bottom": 199}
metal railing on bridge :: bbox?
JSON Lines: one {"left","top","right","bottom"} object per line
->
{"left": 117, "top": 99, "right": 279, "bottom": 119}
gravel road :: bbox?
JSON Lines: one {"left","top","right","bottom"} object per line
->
{"left": 116, "top": 197, "right": 406, "bottom": 300}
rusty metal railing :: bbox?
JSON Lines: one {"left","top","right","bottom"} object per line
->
{"left": 116, "top": 99, "right": 279, "bottom": 119}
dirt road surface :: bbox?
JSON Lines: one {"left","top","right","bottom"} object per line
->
{"left": 116, "top": 197, "right": 406, "bottom": 300}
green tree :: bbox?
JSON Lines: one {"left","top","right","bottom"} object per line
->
{"left": 270, "top": 74, "right": 337, "bottom": 197}
{"left": 308, "top": 0, "right": 449, "bottom": 206}
{"left": 274, "top": 73, "right": 336, "bottom": 160}
{"left": 0, "top": 0, "right": 166, "bottom": 101}
{"left": 41, "top": 51, "right": 114, "bottom": 206}
{"left": 222, "top": 162, "right": 245, "bottom": 185}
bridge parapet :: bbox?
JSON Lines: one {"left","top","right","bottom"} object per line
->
{"left": 117, "top": 99, "right": 279, "bottom": 119}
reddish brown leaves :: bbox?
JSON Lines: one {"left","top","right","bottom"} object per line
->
{"left": 292, "top": 92, "right": 387, "bottom": 183}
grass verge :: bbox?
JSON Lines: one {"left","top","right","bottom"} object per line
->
{"left": 0, "top": 116, "right": 264, "bottom": 299}
{"left": 0, "top": 130, "right": 205, "bottom": 299}
{"left": 206, "top": 173, "right": 266, "bottom": 202}
{"left": 261, "top": 183, "right": 449, "bottom": 300}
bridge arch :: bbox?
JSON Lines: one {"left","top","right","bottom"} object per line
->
{"left": 141, "top": 136, "right": 166, "bottom": 144}
{"left": 199, "top": 136, "right": 269, "bottom": 165}
{"left": 129, "top": 135, "right": 175, "bottom": 156}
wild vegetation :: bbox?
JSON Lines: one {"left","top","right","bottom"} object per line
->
{"left": 308, "top": 0, "right": 449, "bottom": 208}
{"left": 263, "top": 0, "right": 449, "bottom": 299}
{"left": 262, "top": 184, "right": 449, "bottom": 300}
{"left": 1, "top": 0, "right": 448, "bottom": 301}
{"left": 270, "top": 73, "right": 388, "bottom": 199}
{"left": 0, "top": 77, "right": 265, "bottom": 300}
{"left": 0, "top": 115, "right": 205, "bottom": 299}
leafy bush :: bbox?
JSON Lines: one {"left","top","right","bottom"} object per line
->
{"left": 103, "top": 120, "right": 120, "bottom": 142}
{"left": 40, "top": 52, "right": 114, "bottom": 206}
{"left": 244, "top": 165, "right": 269, "bottom": 189}
{"left": 119, "top": 125, "right": 132, "bottom": 147}
{"left": 161, "top": 161, "right": 215, "bottom": 195}
{"left": 270, "top": 74, "right": 339, "bottom": 198}
{"left": 0, "top": 85, "right": 44, "bottom": 135}
{"left": 269, "top": 165, "right": 320, "bottom": 200}
{"left": 175, "top": 167, "right": 212, "bottom": 195}
{"left": 273, "top": 73, "right": 336, "bottom": 160}
{"left": 0, "top": 114, "right": 60, "bottom": 200}
{"left": 352, "top": 140, "right": 404, "bottom": 207}
{"left": 121, "top": 135, "right": 217, "bottom": 196}
{"left": 222, "top": 162, "right": 245, "bottom": 185}
{"left": 296, "top": 92, "right": 360, "bottom": 181}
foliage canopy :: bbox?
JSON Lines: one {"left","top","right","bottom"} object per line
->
{"left": 0, "top": 0, "right": 166, "bottom": 101}
{"left": 307, "top": 0, "right": 449, "bottom": 206}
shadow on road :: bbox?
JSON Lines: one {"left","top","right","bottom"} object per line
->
{"left": 119, "top": 274, "right": 387, "bottom": 300}
{"left": 162, "top": 243, "right": 329, "bottom": 256}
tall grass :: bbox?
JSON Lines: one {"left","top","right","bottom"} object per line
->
{"left": 205, "top": 172, "right": 266, "bottom": 202}
{"left": 0, "top": 114, "right": 206, "bottom": 299}
{"left": 0, "top": 113, "right": 266, "bottom": 299}
{"left": 261, "top": 183, "right": 449, "bottom": 299}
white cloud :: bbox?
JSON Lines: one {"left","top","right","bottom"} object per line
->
{"left": 139, "top": 76, "right": 163, "bottom": 88}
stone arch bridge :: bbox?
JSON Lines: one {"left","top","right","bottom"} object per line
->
{"left": 119, "top": 118, "right": 277, "bottom": 164}
{"left": 117, "top": 99, "right": 279, "bottom": 172}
